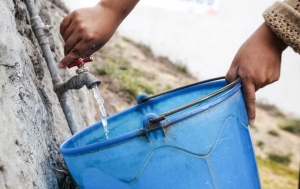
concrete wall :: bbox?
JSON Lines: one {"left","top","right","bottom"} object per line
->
{"left": 0, "top": 0, "right": 97, "bottom": 188}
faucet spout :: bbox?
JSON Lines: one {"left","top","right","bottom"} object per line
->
{"left": 54, "top": 72, "right": 101, "bottom": 95}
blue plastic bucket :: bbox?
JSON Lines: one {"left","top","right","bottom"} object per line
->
{"left": 59, "top": 77, "right": 261, "bottom": 189}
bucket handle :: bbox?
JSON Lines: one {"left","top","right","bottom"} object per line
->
{"left": 142, "top": 76, "right": 242, "bottom": 124}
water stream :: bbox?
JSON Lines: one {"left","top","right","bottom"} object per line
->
{"left": 91, "top": 85, "right": 109, "bottom": 139}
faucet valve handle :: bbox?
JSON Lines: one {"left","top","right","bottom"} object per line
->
{"left": 67, "top": 57, "right": 93, "bottom": 68}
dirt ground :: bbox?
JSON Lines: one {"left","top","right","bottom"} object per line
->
{"left": 87, "top": 34, "right": 197, "bottom": 115}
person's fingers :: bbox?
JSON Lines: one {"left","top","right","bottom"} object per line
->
{"left": 64, "top": 32, "right": 82, "bottom": 56}
{"left": 59, "top": 39, "right": 96, "bottom": 68}
{"left": 82, "top": 44, "right": 98, "bottom": 58}
{"left": 60, "top": 14, "right": 72, "bottom": 37}
{"left": 59, "top": 48, "right": 81, "bottom": 68}
{"left": 61, "top": 22, "right": 77, "bottom": 43}
{"left": 80, "top": 50, "right": 94, "bottom": 61}
{"left": 225, "top": 64, "right": 238, "bottom": 83}
{"left": 241, "top": 78, "right": 256, "bottom": 125}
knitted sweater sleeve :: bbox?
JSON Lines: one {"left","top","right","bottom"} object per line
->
{"left": 263, "top": 0, "right": 300, "bottom": 53}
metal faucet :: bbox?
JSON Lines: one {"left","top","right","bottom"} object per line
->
{"left": 53, "top": 58, "right": 101, "bottom": 134}
{"left": 54, "top": 57, "right": 101, "bottom": 95}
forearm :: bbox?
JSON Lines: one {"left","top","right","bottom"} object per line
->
{"left": 98, "top": 0, "right": 139, "bottom": 25}
{"left": 263, "top": 0, "right": 300, "bottom": 53}
{"left": 259, "top": 22, "right": 288, "bottom": 54}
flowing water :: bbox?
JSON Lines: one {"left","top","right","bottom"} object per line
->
{"left": 91, "top": 85, "right": 109, "bottom": 139}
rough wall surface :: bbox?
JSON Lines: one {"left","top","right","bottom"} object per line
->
{"left": 0, "top": 0, "right": 97, "bottom": 188}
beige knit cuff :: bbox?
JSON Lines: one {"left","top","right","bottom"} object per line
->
{"left": 263, "top": 1, "right": 300, "bottom": 54}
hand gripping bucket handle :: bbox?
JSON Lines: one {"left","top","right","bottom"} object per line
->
{"left": 138, "top": 76, "right": 242, "bottom": 124}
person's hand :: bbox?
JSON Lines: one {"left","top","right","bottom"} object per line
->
{"left": 226, "top": 22, "right": 287, "bottom": 125}
{"left": 59, "top": 0, "right": 139, "bottom": 68}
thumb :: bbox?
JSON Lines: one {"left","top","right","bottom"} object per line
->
{"left": 225, "top": 65, "right": 238, "bottom": 83}
{"left": 241, "top": 79, "right": 256, "bottom": 125}
{"left": 59, "top": 49, "right": 80, "bottom": 68}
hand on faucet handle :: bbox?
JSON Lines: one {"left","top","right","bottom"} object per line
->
{"left": 67, "top": 57, "right": 93, "bottom": 68}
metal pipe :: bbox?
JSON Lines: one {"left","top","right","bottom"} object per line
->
{"left": 25, "top": 0, "right": 62, "bottom": 84}
{"left": 25, "top": 0, "right": 78, "bottom": 134}
{"left": 58, "top": 93, "right": 78, "bottom": 134}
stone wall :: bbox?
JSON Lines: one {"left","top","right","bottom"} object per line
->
{"left": 0, "top": 0, "right": 97, "bottom": 188}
